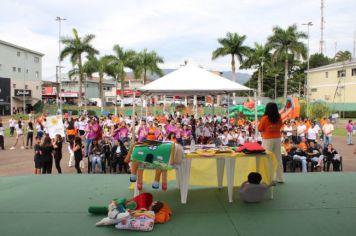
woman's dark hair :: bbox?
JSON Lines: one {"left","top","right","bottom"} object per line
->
{"left": 18, "top": 120, "right": 22, "bottom": 129}
{"left": 264, "top": 102, "right": 281, "bottom": 124}
{"left": 74, "top": 136, "right": 82, "bottom": 146}
{"left": 28, "top": 121, "right": 33, "bottom": 130}
{"left": 0, "top": 122, "right": 2, "bottom": 127}
{"left": 42, "top": 136, "right": 52, "bottom": 147}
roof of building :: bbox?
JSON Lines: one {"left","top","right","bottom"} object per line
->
{"left": 61, "top": 76, "right": 116, "bottom": 85}
{"left": 0, "top": 39, "right": 45, "bottom": 56}
{"left": 307, "top": 58, "right": 356, "bottom": 73}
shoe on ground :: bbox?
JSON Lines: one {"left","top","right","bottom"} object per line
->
{"left": 10, "top": 146, "right": 15, "bottom": 150}
{"left": 152, "top": 181, "right": 160, "bottom": 189}
{"left": 21, "top": 146, "right": 25, "bottom": 149}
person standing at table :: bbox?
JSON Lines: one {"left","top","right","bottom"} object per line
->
{"left": 258, "top": 102, "right": 284, "bottom": 183}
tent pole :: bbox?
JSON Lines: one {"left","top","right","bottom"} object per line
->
{"left": 145, "top": 96, "right": 148, "bottom": 117}
{"left": 194, "top": 95, "right": 198, "bottom": 117}
{"left": 253, "top": 89, "right": 259, "bottom": 137}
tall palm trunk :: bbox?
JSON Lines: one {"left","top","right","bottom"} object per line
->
{"left": 283, "top": 57, "right": 289, "bottom": 99}
{"left": 78, "top": 56, "right": 83, "bottom": 109}
{"left": 231, "top": 54, "right": 236, "bottom": 82}
{"left": 143, "top": 69, "right": 147, "bottom": 85}
{"left": 120, "top": 79, "right": 125, "bottom": 108}
{"left": 231, "top": 54, "right": 236, "bottom": 104}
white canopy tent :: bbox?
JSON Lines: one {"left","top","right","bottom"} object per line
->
{"left": 138, "top": 64, "right": 252, "bottom": 96}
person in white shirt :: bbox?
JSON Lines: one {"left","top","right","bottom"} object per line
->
{"left": 297, "top": 121, "right": 306, "bottom": 142}
{"left": 10, "top": 120, "right": 25, "bottom": 149}
{"left": 78, "top": 117, "right": 87, "bottom": 137}
{"left": 307, "top": 123, "right": 318, "bottom": 142}
{"left": 283, "top": 121, "right": 293, "bottom": 138}
{"left": 202, "top": 123, "right": 212, "bottom": 144}
{"left": 220, "top": 129, "right": 229, "bottom": 146}
{"left": 238, "top": 131, "right": 247, "bottom": 145}
{"left": 9, "top": 117, "right": 16, "bottom": 137}
{"left": 322, "top": 119, "right": 334, "bottom": 147}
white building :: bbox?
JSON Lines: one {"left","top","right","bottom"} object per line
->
{"left": 0, "top": 40, "right": 44, "bottom": 115}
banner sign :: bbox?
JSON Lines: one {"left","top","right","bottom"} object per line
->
{"left": 46, "top": 115, "right": 65, "bottom": 139}
{"left": 14, "top": 89, "right": 31, "bottom": 97}
{"left": 0, "top": 77, "right": 11, "bottom": 102}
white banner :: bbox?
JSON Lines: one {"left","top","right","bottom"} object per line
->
{"left": 46, "top": 115, "right": 65, "bottom": 139}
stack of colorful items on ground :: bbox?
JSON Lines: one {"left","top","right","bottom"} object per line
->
{"left": 88, "top": 193, "right": 172, "bottom": 232}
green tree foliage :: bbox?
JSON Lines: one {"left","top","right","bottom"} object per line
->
{"left": 335, "top": 50, "right": 352, "bottom": 62}
{"left": 309, "top": 53, "right": 332, "bottom": 68}
{"left": 212, "top": 32, "right": 251, "bottom": 82}
{"left": 133, "top": 49, "right": 164, "bottom": 85}
{"left": 60, "top": 28, "right": 98, "bottom": 106}
{"left": 267, "top": 24, "right": 307, "bottom": 99}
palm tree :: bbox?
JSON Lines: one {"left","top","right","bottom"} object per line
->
{"left": 241, "top": 43, "right": 271, "bottom": 98}
{"left": 60, "top": 28, "right": 98, "bottom": 107}
{"left": 133, "top": 49, "right": 164, "bottom": 85}
{"left": 267, "top": 24, "right": 307, "bottom": 99}
{"left": 81, "top": 55, "right": 111, "bottom": 111}
{"left": 335, "top": 50, "right": 352, "bottom": 62}
{"left": 106, "top": 45, "right": 136, "bottom": 109}
{"left": 212, "top": 32, "right": 251, "bottom": 82}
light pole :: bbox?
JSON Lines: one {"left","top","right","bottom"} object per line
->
{"left": 302, "top": 21, "right": 313, "bottom": 116}
{"left": 56, "top": 16, "right": 67, "bottom": 115}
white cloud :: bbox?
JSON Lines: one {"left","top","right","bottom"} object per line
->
{"left": 1, "top": 0, "right": 355, "bottom": 81}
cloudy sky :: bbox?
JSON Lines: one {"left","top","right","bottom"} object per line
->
{"left": 1, "top": 0, "right": 355, "bottom": 81}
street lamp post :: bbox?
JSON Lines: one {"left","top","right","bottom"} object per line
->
{"left": 302, "top": 21, "right": 313, "bottom": 116}
{"left": 56, "top": 16, "right": 67, "bottom": 115}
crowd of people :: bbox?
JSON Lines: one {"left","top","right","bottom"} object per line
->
{"left": 0, "top": 105, "right": 353, "bottom": 176}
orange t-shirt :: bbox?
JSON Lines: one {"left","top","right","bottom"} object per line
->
{"left": 147, "top": 127, "right": 156, "bottom": 141}
{"left": 258, "top": 115, "right": 283, "bottom": 139}
{"left": 298, "top": 142, "right": 307, "bottom": 151}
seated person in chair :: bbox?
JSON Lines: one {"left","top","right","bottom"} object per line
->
{"left": 292, "top": 137, "right": 308, "bottom": 172}
{"left": 281, "top": 139, "right": 293, "bottom": 172}
{"left": 323, "top": 144, "right": 341, "bottom": 171}
{"left": 307, "top": 140, "right": 323, "bottom": 169}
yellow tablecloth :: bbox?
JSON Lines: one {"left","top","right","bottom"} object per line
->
{"left": 137, "top": 151, "right": 277, "bottom": 187}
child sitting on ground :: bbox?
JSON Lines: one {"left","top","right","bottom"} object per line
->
{"left": 239, "top": 172, "right": 276, "bottom": 203}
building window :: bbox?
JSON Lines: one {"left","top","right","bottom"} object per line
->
{"left": 0, "top": 64, "right": 2, "bottom": 70}
{"left": 311, "top": 88, "right": 317, "bottom": 92}
{"left": 13, "top": 84, "right": 16, "bottom": 89}
{"left": 25, "top": 85, "right": 28, "bottom": 89}
{"left": 13, "top": 67, "right": 16, "bottom": 72}
{"left": 35, "top": 71, "right": 39, "bottom": 78}
{"left": 17, "top": 51, "right": 21, "bottom": 56}
{"left": 26, "top": 69, "right": 29, "bottom": 73}
{"left": 325, "top": 72, "right": 328, "bottom": 78}
{"left": 352, "top": 68, "right": 356, "bottom": 76}
{"left": 34, "top": 57, "right": 39, "bottom": 63}
{"left": 18, "top": 68, "right": 21, "bottom": 72}
{"left": 337, "top": 69, "right": 346, "bottom": 78}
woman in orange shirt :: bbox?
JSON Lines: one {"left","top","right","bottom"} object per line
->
{"left": 258, "top": 102, "right": 284, "bottom": 183}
